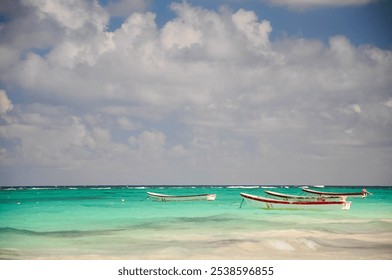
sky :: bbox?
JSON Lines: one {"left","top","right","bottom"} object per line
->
{"left": 0, "top": 0, "right": 391, "bottom": 186}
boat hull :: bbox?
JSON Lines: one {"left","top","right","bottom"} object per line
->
{"left": 240, "top": 193, "right": 351, "bottom": 210}
{"left": 264, "top": 190, "right": 346, "bottom": 201}
{"left": 147, "top": 192, "right": 216, "bottom": 202}
{"left": 302, "top": 188, "right": 368, "bottom": 198}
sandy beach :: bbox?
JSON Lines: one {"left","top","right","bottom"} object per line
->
{"left": 2, "top": 228, "right": 391, "bottom": 260}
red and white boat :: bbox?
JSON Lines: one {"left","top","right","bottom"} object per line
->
{"left": 302, "top": 188, "right": 369, "bottom": 198}
{"left": 147, "top": 192, "right": 216, "bottom": 202}
{"left": 240, "top": 193, "right": 352, "bottom": 210}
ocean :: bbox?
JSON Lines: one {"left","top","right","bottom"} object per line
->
{"left": 0, "top": 185, "right": 391, "bottom": 260}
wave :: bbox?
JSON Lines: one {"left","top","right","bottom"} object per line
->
{"left": 2, "top": 185, "right": 389, "bottom": 192}
{"left": 227, "top": 185, "right": 261, "bottom": 189}
{"left": 0, "top": 227, "right": 122, "bottom": 238}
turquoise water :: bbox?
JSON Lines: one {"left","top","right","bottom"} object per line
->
{"left": 1, "top": 185, "right": 391, "bottom": 259}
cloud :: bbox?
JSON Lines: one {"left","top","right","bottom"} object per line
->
{"left": 0, "top": 90, "right": 13, "bottom": 114}
{"left": 265, "top": 0, "right": 376, "bottom": 10}
{"left": 22, "top": 0, "right": 108, "bottom": 31}
{"left": 386, "top": 98, "right": 392, "bottom": 108}
{"left": 0, "top": 1, "right": 391, "bottom": 185}
{"left": 128, "top": 130, "right": 166, "bottom": 160}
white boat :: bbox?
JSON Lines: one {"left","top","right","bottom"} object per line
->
{"left": 302, "top": 188, "right": 370, "bottom": 198}
{"left": 240, "top": 193, "right": 351, "bottom": 210}
{"left": 147, "top": 192, "right": 216, "bottom": 202}
{"left": 264, "top": 190, "right": 346, "bottom": 201}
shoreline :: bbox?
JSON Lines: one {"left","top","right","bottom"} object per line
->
{"left": 2, "top": 229, "right": 391, "bottom": 260}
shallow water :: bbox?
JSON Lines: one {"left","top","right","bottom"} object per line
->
{"left": 0, "top": 185, "right": 391, "bottom": 259}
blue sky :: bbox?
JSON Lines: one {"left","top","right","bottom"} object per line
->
{"left": 0, "top": 0, "right": 391, "bottom": 186}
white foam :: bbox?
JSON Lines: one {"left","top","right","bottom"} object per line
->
{"left": 267, "top": 239, "right": 295, "bottom": 251}
{"left": 298, "top": 238, "right": 320, "bottom": 250}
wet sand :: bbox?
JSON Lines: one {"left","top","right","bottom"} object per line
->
{"left": 3, "top": 229, "right": 391, "bottom": 260}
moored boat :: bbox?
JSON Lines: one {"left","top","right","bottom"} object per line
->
{"left": 240, "top": 192, "right": 351, "bottom": 210}
{"left": 264, "top": 190, "right": 346, "bottom": 201}
{"left": 147, "top": 192, "right": 216, "bottom": 202}
{"left": 302, "top": 188, "right": 370, "bottom": 198}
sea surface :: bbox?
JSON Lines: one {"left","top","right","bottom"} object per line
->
{"left": 0, "top": 185, "right": 391, "bottom": 260}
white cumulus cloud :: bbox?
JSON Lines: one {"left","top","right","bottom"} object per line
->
{"left": 0, "top": 1, "right": 391, "bottom": 185}
{"left": 0, "top": 90, "right": 13, "bottom": 114}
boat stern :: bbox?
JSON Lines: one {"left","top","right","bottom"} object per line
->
{"left": 342, "top": 201, "right": 352, "bottom": 210}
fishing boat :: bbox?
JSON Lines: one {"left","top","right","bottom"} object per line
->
{"left": 264, "top": 190, "right": 346, "bottom": 201}
{"left": 147, "top": 192, "right": 216, "bottom": 202}
{"left": 302, "top": 188, "right": 370, "bottom": 198}
{"left": 240, "top": 193, "right": 351, "bottom": 210}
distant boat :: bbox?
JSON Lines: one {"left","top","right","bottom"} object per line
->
{"left": 147, "top": 192, "right": 216, "bottom": 202}
{"left": 240, "top": 193, "right": 351, "bottom": 210}
{"left": 264, "top": 190, "right": 345, "bottom": 201}
{"left": 302, "top": 188, "right": 370, "bottom": 198}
